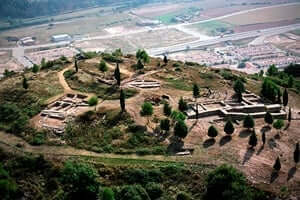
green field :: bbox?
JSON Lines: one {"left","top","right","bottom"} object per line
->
{"left": 188, "top": 20, "right": 233, "bottom": 36}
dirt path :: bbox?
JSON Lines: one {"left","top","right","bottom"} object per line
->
{"left": 0, "top": 131, "right": 179, "bottom": 163}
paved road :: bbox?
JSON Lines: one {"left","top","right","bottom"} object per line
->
{"left": 148, "top": 23, "right": 300, "bottom": 56}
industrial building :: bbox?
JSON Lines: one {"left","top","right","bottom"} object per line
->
{"left": 51, "top": 34, "right": 72, "bottom": 42}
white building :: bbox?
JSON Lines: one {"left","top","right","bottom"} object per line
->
{"left": 51, "top": 34, "right": 72, "bottom": 42}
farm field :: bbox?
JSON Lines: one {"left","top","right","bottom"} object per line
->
{"left": 221, "top": 4, "right": 300, "bottom": 25}
{"left": 75, "top": 28, "right": 197, "bottom": 53}
{"left": 187, "top": 20, "right": 234, "bottom": 36}
{"left": 0, "top": 13, "right": 135, "bottom": 47}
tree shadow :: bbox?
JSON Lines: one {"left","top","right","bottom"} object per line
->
{"left": 219, "top": 135, "right": 232, "bottom": 146}
{"left": 203, "top": 138, "right": 216, "bottom": 148}
{"left": 242, "top": 148, "right": 255, "bottom": 165}
{"left": 268, "top": 138, "right": 277, "bottom": 149}
{"left": 284, "top": 123, "right": 290, "bottom": 131}
{"left": 256, "top": 145, "right": 264, "bottom": 155}
{"left": 167, "top": 136, "right": 184, "bottom": 154}
{"left": 261, "top": 125, "right": 271, "bottom": 133}
{"left": 270, "top": 171, "right": 279, "bottom": 183}
{"left": 239, "top": 129, "right": 252, "bottom": 138}
{"left": 287, "top": 167, "right": 297, "bottom": 181}
{"left": 274, "top": 133, "right": 281, "bottom": 140}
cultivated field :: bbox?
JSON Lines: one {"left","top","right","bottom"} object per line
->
{"left": 75, "top": 28, "right": 197, "bottom": 53}
{"left": 222, "top": 4, "right": 300, "bottom": 25}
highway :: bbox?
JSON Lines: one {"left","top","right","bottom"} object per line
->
{"left": 148, "top": 23, "right": 300, "bottom": 56}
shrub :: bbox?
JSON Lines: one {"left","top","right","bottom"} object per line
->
{"left": 177, "top": 192, "right": 191, "bottom": 200}
{"left": 174, "top": 120, "right": 188, "bottom": 139}
{"left": 30, "top": 132, "right": 46, "bottom": 146}
{"left": 60, "top": 161, "right": 99, "bottom": 200}
{"left": 117, "top": 185, "right": 150, "bottom": 200}
{"left": 145, "top": 182, "right": 163, "bottom": 200}
{"left": 140, "top": 102, "right": 153, "bottom": 116}
{"left": 63, "top": 69, "right": 76, "bottom": 79}
{"left": 204, "top": 164, "right": 254, "bottom": 200}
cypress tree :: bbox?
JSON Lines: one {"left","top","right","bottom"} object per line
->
{"left": 248, "top": 131, "right": 257, "bottom": 148}
{"left": 193, "top": 84, "right": 200, "bottom": 118}
{"left": 294, "top": 142, "right": 299, "bottom": 165}
{"left": 75, "top": 58, "right": 78, "bottom": 72}
{"left": 22, "top": 76, "right": 28, "bottom": 89}
{"left": 224, "top": 120, "right": 235, "bottom": 135}
{"left": 262, "top": 131, "right": 266, "bottom": 146}
{"left": 208, "top": 126, "right": 218, "bottom": 138}
{"left": 160, "top": 118, "right": 170, "bottom": 133}
{"left": 243, "top": 115, "right": 255, "bottom": 130}
{"left": 163, "top": 55, "right": 168, "bottom": 65}
{"left": 178, "top": 97, "right": 188, "bottom": 112}
{"left": 114, "top": 63, "right": 121, "bottom": 86}
{"left": 283, "top": 88, "right": 288, "bottom": 108}
{"left": 120, "top": 89, "right": 125, "bottom": 112}
{"left": 264, "top": 112, "right": 273, "bottom": 126}
{"left": 288, "top": 107, "right": 292, "bottom": 123}
{"left": 163, "top": 102, "right": 172, "bottom": 116}
{"left": 273, "top": 157, "right": 281, "bottom": 171}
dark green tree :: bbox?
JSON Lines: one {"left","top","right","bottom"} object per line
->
{"left": 177, "top": 192, "right": 191, "bottom": 200}
{"left": 174, "top": 120, "right": 188, "bottom": 139}
{"left": 193, "top": 84, "right": 200, "bottom": 118}
{"left": 208, "top": 125, "right": 218, "bottom": 138}
{"left": 114, "top": 63, "right": 121, "bottom": 86}
{"left": 22, "top": 75, "right": 28, "bottom": 89}
{"left": 178, "top": 97, "right": 188, "bottom": 112}
{"left": 261, "top": 78, "right": 280, "bottom": 102}
{"left": 102, "top": 187, "right": 115, "bottom": 200}
{"left": 273, "top": 157, "right": 281, "bottom": 171}
{"left": 140, "top": 102, "right": 153, "bottom": 125}
{"left": 170, "top": 110, "right": 186, "bottom": 122}
{"left": 160, "top": 118, "right": 170, "bottom": 133}
{"left": 273, "top": 119, "right": 284, "bottom": 134}
{"left": 262, "top": 131, "right": 266, "bottom": 146}
{"left": 140, "top": 102, "right": 153, "bottom": 117}
{"left": 120, "top": 89, "right": 126, "bottom": 112}
{"left": 233, "top": 79, "right": 245, "bottom": 102}
{"left": 283, "top": 88, "right": 288, "bottom": 108}
{"left": 288, "top": 76, "right": 294, "bottom": 88}
{"left": 145, "top": 182, "right": 163, "bottom": 200}
{"left": 32, "top": 64, "right": 39, "bottom": 73}
{"left": 243, "top": 115, "right": 255, "bottom": 130}
{"left": 88, "top": 96, "right": 98, "bottom": 111}
{"left": 259, "top": 70, "right": 264, "bottom": 77}
{"left": 163, "top": 55, "right": 168, "bottom": 65}
{"left": 136, "top": 49, "right": 150, "bottom": 64}
{"left": 99, "top": 60, "right": 108, "bottom": 76}
{"left": 264, "top": 112, "right": 273, "bottom": 126}
{"left": 288, "top": 107, "right": 292, "bottom": 124}
{"left": 163, "top": 102, "right": 172, "bottom": 116}
{"left": 267, "top": 64, "right": 278, "bottom": 76}
{"left": 294, "top": 142, "right": 299, "bottom": 166}
{"left": 248, "top": 132, "right": 257, "bottom": 148}
{"left": 118, "top": 185, "right": 150, "bottom": 200}
{"left": 224, "top": 120, "right": 235, "bottom": 135}
{"left": 0, "top": 164, "right": 18, "bottom": 200}
{"left": 204, "top": 164, "right": 254, "bottom": 200}
{"left": 75, "top": 58, "right": 78, "bottom": 72}
{"left": 136, "top": 59, "right": 144, "bottom": 70}
{"left": 60, "top": 162, "right": 99, "bottom": 200}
